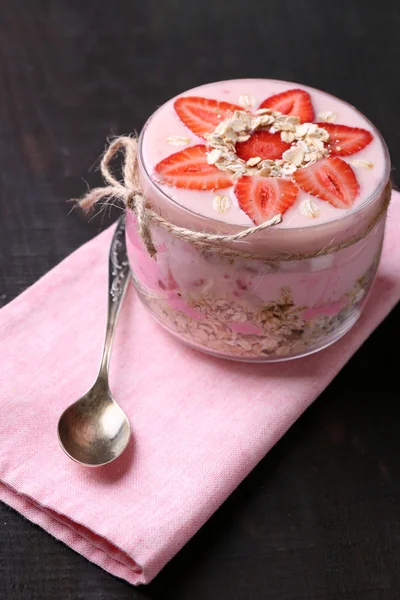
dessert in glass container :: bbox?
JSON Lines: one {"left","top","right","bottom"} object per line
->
{"left": 125, "top": 79, "right": 391, "bottom": 361}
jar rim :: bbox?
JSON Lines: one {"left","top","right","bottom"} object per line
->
{"left": 138, "top": 78, "right": 391, "bottom": 234}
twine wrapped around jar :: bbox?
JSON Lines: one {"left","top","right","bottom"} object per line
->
{"left": 78, "top": 136, "right": 392, "bottom": 263}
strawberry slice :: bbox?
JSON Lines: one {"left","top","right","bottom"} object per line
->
{"left": 259, "top": 89, "right": 314, "bottom": 123}
{"left": 236, "top": 131, "right": 290, "bottom": 161}
{"left": 316, "top": 123, "right": 373, "bottom": 156}
{"left": 154, "top": 144, "right": 233, "bottom": 190}
{"left": 293, "top": 157, "right": 359, "bottom": 208}
{"left": 234, "top": 176, "right": 298, "bottom": 224}
{"left": 174, "top": 96, "right": 242, "bottom": 138}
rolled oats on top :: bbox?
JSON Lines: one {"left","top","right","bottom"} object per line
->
{"left": 204, "top": 109, "right": 330, "bottom": 179}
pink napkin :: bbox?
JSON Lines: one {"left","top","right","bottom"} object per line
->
{"left": 0, "top": 193, "right": 399, "bottom": 586}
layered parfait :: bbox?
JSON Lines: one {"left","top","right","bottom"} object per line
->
{"left": 126, "top": 79, "right": 389, "bottom": 361}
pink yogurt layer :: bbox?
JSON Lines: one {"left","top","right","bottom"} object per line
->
{"left": 141, "top": 79, "right": 387, "bottom": 228}
{"left": 126, "top": 212, "right": 384, "bottom": 320}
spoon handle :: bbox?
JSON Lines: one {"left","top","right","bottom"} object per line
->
{"left": 98, "top": 216, "right": 130, "bottom": 378}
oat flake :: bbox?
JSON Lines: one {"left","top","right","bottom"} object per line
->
{"left": 167, "top": 135, "right": 191, "bottom": 146}
{"left": 213, "top": 195, "right": 231, "bottom": 213}
{"left": 351, "top": 159, "right": 374, "bottom": 169}
{"left": 282, "top": 147, "right": 304, "bottom": 167}
{"left": 246, "top": 156, "right": 262, "bottom": 167}
{"left": 317, "top": 111, "right": 337, "bottom": 123}
{"left": 238, "top": 94, "right": 256, "bottom": 108}
{"left": 299, "top": 199, "right": 320, "bottom": 218}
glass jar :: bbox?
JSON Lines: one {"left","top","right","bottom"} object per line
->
{"left": 126, "top": 97, "right": 391, "bottom": 362}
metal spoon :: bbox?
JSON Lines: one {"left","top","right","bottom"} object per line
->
{"left": 58, "top": 217, "right": 131, "bottom": 466}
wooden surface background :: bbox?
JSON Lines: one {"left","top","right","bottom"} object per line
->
{"left": 0, "top": 1, "right": 399, "bottom": 598}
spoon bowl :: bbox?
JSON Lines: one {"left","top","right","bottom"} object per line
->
{"left": 58, "top": 380, "right": 131, "bottom": 466}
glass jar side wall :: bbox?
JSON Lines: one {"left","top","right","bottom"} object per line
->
{"left": 126, "top": 211, "right": 386, "bottom": 362}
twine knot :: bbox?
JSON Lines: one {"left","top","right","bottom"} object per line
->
{"left": 84, "top": 136, "right": 156, "bottom": 256}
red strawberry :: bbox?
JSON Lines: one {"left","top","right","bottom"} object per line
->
{"left": 154, "top": 144, "right": 233, "bottom": 190}
{"left": 174, "top": 96, "right": 242, "bottom": 138}
{"left": 316, "top": 123, "right": 373, "bottom": 156}
{"left": 259, "top": 89, "right": 314, "bottom": 123}
{"left": 293, "top": 157, "right": 359, "bottom": 208}
{"left": 234, "top": 176, "right": 298, "bottom": 225}
{"left": 236, "top": 131, "right": 290, "bottom": 161}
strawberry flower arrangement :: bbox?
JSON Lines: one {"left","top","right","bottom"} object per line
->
{"left": 155, "top": 89, "right": 373, "bottom": 225}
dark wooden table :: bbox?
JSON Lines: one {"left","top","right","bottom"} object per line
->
{"left": 1, "top": 1, "right": 400, "bottom": 598}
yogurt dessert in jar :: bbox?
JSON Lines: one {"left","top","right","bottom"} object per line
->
{"left": 126, "top": 79, "right": 391, "bottom": 361}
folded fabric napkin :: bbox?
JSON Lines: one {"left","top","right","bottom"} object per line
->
{"left": 1, "top": 193, "right": 399, "bottom": 585}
